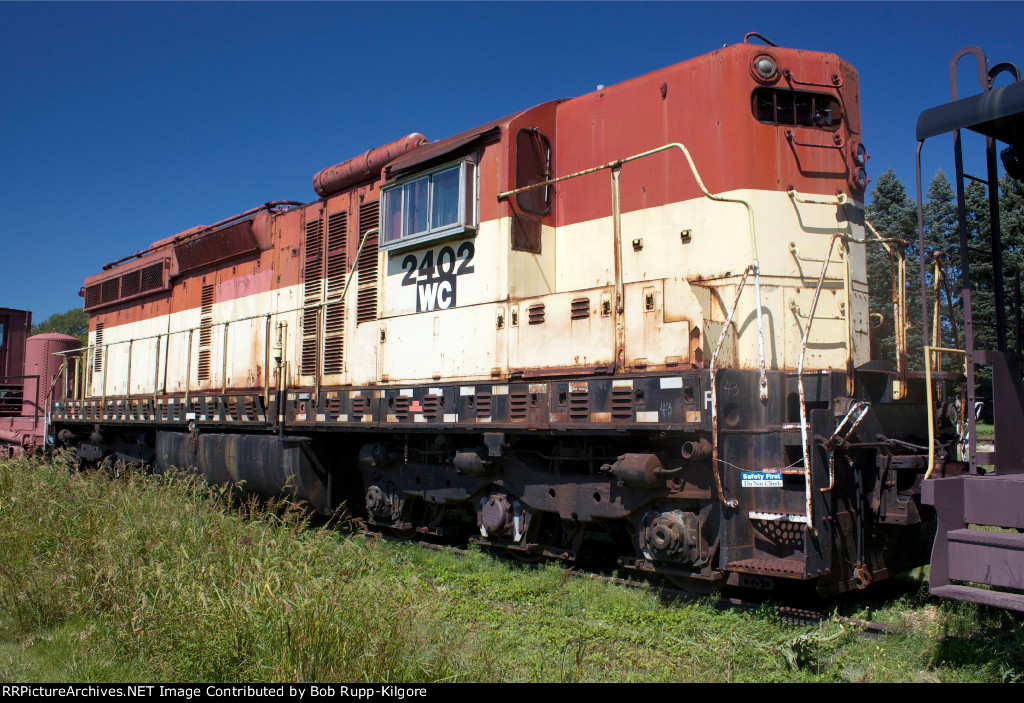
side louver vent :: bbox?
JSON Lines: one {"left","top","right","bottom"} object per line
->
{"left": 510, "top": 391, "right": 529, "bottom": 420}
{"left": 356, "top": 201, "right": 380, "bottom": 324}
{"left": 610, "top": 386, "right": 634, "bottom": 419}
{"left": 474, "top": 392, "right": 492, "bottom": 419}
{"left": 302, "top": 212, "right": 324, "bottom": 376}
{"left": 571, "top": 297, "right": 590, "bottom": 320}
{"left": 323, "top": 211, "right": 348, "bottom": 375}
{"left": 568, "top": 390, "right": 589, "bottom": 420}
{"left": 197, "top": 284, "right": 214, "bottom": 381}
{"left": 528, "top": 303, "right": 545, "bottom": 325}
{"left": 93, "top": 323, "right": 104, "bottom": 374}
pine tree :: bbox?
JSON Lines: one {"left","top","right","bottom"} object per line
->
{"left": 922, "top": 171, "right": 962, "bottom": 366}
{"left": 865, "top": 169, "right": 918, "bottom": 365}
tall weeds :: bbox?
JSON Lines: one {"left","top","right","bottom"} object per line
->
{"left": 0, "top": 452, "right": 470, "bottom": 682}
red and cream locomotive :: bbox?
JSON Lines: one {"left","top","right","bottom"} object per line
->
{"left": 46, "top": 34, "right": 947, "bottom": 595}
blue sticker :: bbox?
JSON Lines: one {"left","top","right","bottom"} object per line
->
{"left": 741, "top": 471, "right": 783, "bottom": 488}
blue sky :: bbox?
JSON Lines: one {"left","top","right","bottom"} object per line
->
{"left": 2, "top": 1, "right": 1022, "bottom": 320}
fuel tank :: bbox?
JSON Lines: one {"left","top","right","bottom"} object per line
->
{"left": 155, "top": 431, "right": 332, "bottom": 514}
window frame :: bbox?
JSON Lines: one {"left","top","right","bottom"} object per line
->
{"left": 751, "top": 87, "right": 842, "bottom": 131}
{"left": 380, "top": 156, "right": 479, "bottom": 252}
{"left": 516, "top": 128, "right": 553, "bottom": 216}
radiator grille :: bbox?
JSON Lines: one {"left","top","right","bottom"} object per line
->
{"left": 85, "top": 261, "right": 168, "bottom": 311}
{"left": 141, "top": 262, "right": 163, "bottom": 292}
{"left": 120, "top": 270, "right": 141, "bottom": 298}
{"left": 84, "top": 285, "right": 101, "bottom": 309}
{"left": 101, "top": 278, "right": 119, "bottom": 304}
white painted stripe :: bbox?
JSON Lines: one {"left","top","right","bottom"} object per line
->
{"left": 443, "top": 413, "right": 458, "bottom": 423}
{"left": 659, "top": 377, "right": 683, "bottom": 389}
{"left": 414, "top": 415, "right": 426, "bottom": 423}
{"left": 528, "top": 383, "right": 547, "bottom": 394}
{"left": 636, "top": 411, "right": 659, "bottom": 422}
{"left": 337, "top": 414, "right": 348, "bottom": 422}
{"left": 315, "top": 413, "right": 326, "bottom": 422}
{"left": 429, "top": 387, "right": 443, "bottom": 395}
{"left": 400, "top": 388, "right": 414, "bottom": 397}
{"left": 612, "top": 379, "right": 634, "bottom": 388}
{"left": 460, "top": 386, "right": 475, "bottom": 396}
{"left": 492, "top": 385, "right": 508, "bottom": 395}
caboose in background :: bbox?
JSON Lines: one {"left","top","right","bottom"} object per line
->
{"left": 51, "top": 34, "right": 953, "bottom": 595}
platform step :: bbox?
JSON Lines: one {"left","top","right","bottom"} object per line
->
{"left": 945, "top": 528, "right": 1024, "bottom": 590}
{"left": 947, "top": 528, "right": 1024, "bottom": 549}
{"left": 726, "top": 557, "right": 807, "bottom": 579}
{"left": 930, "top": 584, "right": 1024, "bottom": 612}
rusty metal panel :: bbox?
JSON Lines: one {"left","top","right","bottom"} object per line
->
{"left": 511, "top": 212, "right": 542, "bottom": 253}
{"left": 174, "top": 220, "right": 258, "bottom": 274}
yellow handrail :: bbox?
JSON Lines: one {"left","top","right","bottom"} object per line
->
{"left": 924, "top": 345, "right": 967, "bottom": 479}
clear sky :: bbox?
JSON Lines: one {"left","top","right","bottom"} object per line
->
{"left": 2, "top": 1, "right": 1022, "bottom": 320}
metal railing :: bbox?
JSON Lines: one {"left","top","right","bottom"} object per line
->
{"left": 924, "top": 345, "right": 967, "bottom": 479}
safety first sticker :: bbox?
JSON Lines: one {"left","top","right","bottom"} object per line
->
{"left": 741, "top": 472, "right": 783, "bottom": 488}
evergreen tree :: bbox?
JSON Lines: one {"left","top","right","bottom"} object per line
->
{"left": 922, "top": 171, "right": 962, "bottom": 366}
{"left": 865, "top": 169, "right": 918, "bottom": 365}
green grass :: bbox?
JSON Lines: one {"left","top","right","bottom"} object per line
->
{"left": 0, "top": 452, "right": 1022, "bottom": 682}
{"left": 975, "top": 421, "right": 995, "bottom": 441}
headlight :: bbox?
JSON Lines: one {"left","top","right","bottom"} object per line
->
{"left": 751, "top": 54, "right": 778, "bottom": 82}
{"left": 852, "top": 142, "right": 868, "bottom": 166}
{"left": 852, "top": 167, "right": 868, "bottom": 190}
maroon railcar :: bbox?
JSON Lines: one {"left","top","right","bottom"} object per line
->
{"left": 0, "top": 308, "right": 80, "bottom": 455}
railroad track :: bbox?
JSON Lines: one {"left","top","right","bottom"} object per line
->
{"left": 365, "top": 530, "right": 910, "bottom": 640}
